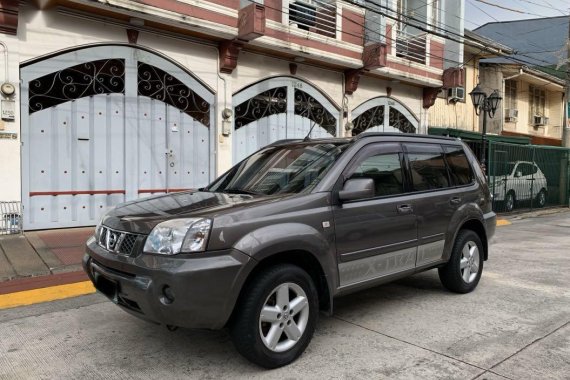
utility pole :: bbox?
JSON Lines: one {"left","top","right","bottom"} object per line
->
{"left": 563, "top": 13, "right": 570, "bottom": 147}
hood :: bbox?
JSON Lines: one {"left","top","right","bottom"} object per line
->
{"left": 102, "top": 191, "right": 283, "bottom": 234}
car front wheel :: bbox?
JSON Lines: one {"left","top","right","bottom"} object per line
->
{"left": 230, "top": 264, "right": 318, "bottom": 368}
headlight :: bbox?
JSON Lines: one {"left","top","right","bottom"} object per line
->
{"left": 94, "top": 213, "right": 106, "bottom": 241}
{"left": 143, "top": 218, "right": 212, "bottom": 255}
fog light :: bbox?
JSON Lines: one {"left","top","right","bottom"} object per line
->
{"left": 162, "top": 285, "right": 175, "bottom": 304}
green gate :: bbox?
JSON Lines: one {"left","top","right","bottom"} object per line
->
{"left": 488, "top": 142, "right": 570, "bottom": 213}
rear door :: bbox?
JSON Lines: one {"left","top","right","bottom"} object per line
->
{"left": 403, "top": 143, "right": 459, "bottom": 267}
{"left": 333, "top": 142, "right": 418, "bottom": 287}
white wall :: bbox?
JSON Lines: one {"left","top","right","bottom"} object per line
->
{"left": 0, "top": 5, "right": 425, "bottom": 204}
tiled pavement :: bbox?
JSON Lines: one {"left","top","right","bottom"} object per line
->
{"left": 0, "top": 227, "right": 93, "bottom": 292}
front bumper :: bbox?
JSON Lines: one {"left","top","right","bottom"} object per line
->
{"left": 83, "top": 237, "right": 254, "bottom": 329}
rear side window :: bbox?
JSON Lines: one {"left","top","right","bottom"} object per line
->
{"left": 406, "top": 145, "right": 449, "bottom": 191}
{"left": 444, "top": 146, "right": 474, "bottom": 186}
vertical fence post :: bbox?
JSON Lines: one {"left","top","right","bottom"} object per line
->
{"left": 530, "top": 145, "right": 536, "bottom": 211}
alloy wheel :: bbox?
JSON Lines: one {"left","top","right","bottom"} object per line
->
{"left": 459, "top": 241, "right": 480, "bottom": 283}
{"left": 259, "top": 282, "right": 310, "bottom": 353}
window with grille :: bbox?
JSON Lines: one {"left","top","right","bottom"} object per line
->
{"left": 529, "top": 85, "right": 546, "bottom": 120}
{"left": 505, "top": 80, "right": 517, "bottom": 110}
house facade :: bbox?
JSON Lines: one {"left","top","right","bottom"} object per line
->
{"left": 428, "top": 30, "right": 512, "bottom": 133}
{"left": 479, "top": 63, "right": 565, "bottom": 144}
{"left": 0, "top": 0, "right": 464, "bottom": 229}
{"left": 429, "top": 29, "right": 566, "bottom": 145}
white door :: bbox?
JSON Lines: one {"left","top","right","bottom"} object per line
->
{"left": 232, "top": 77, "right": 340, "bottom": 163}
{"left": 351, "top": 97, "right": 418, "bottom": 135}
{"left": 20, "top": 45, "right": 215, "bottom": 230}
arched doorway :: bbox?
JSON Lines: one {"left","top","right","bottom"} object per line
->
{"left": 351, "top": 97, "right": 418, "bottom": 135}
{"left": 20, "top": 44, "right": 215, "bottom": 229}
{"left": 232, "top": 76, "right": 340, "bottom": 163}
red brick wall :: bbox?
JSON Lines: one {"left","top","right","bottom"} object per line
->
{"left": 429, "top": 40, "right": 444, "bottom": 70}
{"left": 386, "top": 24, "right": 393, "bottom": 55}
{"left": 342, "top": 9, "right": 364, "bottom": 45}
{"left": 265, "top": 0, "right": 282, "bottom": 22}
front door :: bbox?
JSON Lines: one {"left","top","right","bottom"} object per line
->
{"left": 333, "top": 143, "right": 418, "bottom": 287}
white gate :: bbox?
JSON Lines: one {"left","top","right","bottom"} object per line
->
{"left": 20, "top": 45, "right": 215, "bottom": 230}
{"left": 232, "top": 77, "right": 340, "bottom": 163}
{"left": 351, "top": 96, "right": 418, "bottom": 135}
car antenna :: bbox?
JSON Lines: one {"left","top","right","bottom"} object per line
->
{"left": 303, "top": 120, "right": 317, "bottom": 142}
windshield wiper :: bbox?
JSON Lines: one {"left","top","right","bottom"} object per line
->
{"left": 222, "top": 188, "right": 261, "bottom": 195}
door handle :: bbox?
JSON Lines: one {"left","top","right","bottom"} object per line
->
{"left": 397, "top": 204, "right": 413, "bottom": 214}
{"left": 450, "top": 196, "right": 462, "bottom": 205}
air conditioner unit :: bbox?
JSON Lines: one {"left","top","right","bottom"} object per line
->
{"left": 447, "top": 87, "right": 465, "bottom": 102}
{"left": 533, "top": 115, "right": 549, "bottom": 126}
{"left": 505, "top": 108, "right": 518, "bottom": 122}
{"left": 289, "top": 1, "right": 316, "bottom": 31}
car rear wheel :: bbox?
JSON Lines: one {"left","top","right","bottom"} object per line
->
{"left": 438, "top": 230, "right": 484, "bottom": 294}
{"left": 536, "top": 189, "right": 546, "bottom": 208}
{"left": 230, "top": 264, "right": 318, "bottom": 368}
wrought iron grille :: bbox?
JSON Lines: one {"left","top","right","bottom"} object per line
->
{"left": 98, "top": 226, "right": 141, "bottom": 256}
{"left": 294, "top": 89, "right": 337, "bottom": 136}
{"left": 0, "top": 201, "right": 22, "bottom": 235}
{"left": 137, "top": 62, "right": 210, "bottom": 127}
{"left": 352, "top": 106, "right": 385, "bottom": 135}
{"left": 234, "top": 86, "right": 287, "bottom": 130}
{"left": 389, "top": 107, "right": 416, "bottom": 133}
{"left": 29, "top": 59, "right": 125, "bottom": 113}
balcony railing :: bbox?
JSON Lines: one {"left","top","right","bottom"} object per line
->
{"left": 395, "top": 29, "right": 427, "bottom": 65}
{"left": 287, "top": 0, "right": 337, "bottom": 39}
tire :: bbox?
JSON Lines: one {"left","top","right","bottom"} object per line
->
{"left": 505, "top": 191, "right": 515, "bottom": 212}
{"left": 438, "top": 230, "right": 484, "bottom": 294}
{"left": 230, "top": 264, "right": 319, "bottom": 368}
{"left": 536, "top": 189, "right": 546, "bottom": 208}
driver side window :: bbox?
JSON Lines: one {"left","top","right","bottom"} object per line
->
{"left": 349, "top": 153, "right": 405, "bottom": 197}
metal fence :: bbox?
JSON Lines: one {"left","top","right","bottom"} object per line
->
{"left": 0, "top": 201, "right": 23, "bottom": 235}
{"left": 487, "top": 142, "right": 570, "bottom": 213}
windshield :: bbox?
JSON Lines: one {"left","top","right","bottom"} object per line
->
{"left": 207, "top": 142, "right": 348, "bottom": 195}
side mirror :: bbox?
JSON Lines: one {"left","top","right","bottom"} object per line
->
{"left": 338, "top": 178, "right": 375, "bottom": 202}
{"left": 515, "top": 171, "right": 522, "bottom": 178}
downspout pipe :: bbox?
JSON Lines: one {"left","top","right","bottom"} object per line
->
{"left": 0, "top": 41, "right": 8, "bottom": 82}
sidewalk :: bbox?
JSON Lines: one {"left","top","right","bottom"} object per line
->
{"left": 0, "top": 227, "right": 92, "bottom": 294}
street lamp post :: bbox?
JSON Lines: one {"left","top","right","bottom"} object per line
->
{"left": 469, "top": 84, "right": 502, "bottom": 173}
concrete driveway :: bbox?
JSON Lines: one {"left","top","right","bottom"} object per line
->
{"left": 1, "top": 211, "right": 569, "bottom": 379}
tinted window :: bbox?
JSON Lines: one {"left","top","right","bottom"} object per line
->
{"left": 207, "top": 143, "right": 347, "bottom": 195}
{"left": 350, "top": 153, "right": 404, "bottom": 197}
{"left": 444, "top": 146, "right": 474, "bottom": 186}
{"left": 407, "top": 150, "right": 449, "bottom": 191}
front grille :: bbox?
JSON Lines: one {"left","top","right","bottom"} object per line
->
{"left": 98, "top": 226, "right": 142, "bottom": 256}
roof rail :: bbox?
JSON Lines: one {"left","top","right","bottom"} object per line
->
{"left": 353, "top": 132, "right": 457, "bottom": 141}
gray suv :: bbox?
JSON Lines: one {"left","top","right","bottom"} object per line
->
{"left": 83, "top": 133, "right": 496, "bottom": 368}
